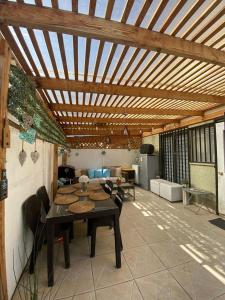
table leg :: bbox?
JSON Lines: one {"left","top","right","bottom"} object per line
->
{"left": 113, "top": 214, "right": 121, "bottom": 268}
{"left": 47, "top": 222, "right": 55, "bottom": 286}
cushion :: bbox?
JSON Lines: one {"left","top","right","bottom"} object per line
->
{"left": 110, "top": 167, "right": 116, "bottom": 177}
{"left": 88, "top": 169, "right": 95, "bottom": 179}
{"left": 114, "top": 167, "right": 122, "bottom": 177}
{"left": 94, "top": 169, "right": 104, "bottom": 178}
{"left": 81, "top": 169, "right": 87, "bottom": 176}
{"left": 102, "top": 168, "right": 110, "bottom": 177}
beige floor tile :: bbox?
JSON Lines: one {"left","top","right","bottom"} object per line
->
{"left": 73, "top": 291, "right": 96, "bottom": 300}
{"left": 170, "top": 261, "right": 225, "bottom": 300}
{"left": 136, "top": 270, "right": 191, "bottom": 300}
{"left": 137, "top": 224, "right": 172, "bottom": 244}
{"left": 91, "top": 232, "right": 115, "bottom": 256}
{"left": 123, "top": 245, "right": 165, "bottom": 278}
{"left": 91, "top": 253, "right": 132, "bottom": 289}
{"left": 96, "top": 281, "right": 142, "bottom": 300}
{"left": 69, "top": 236, "right": 91, "bottom": 262}
{"left": 54, "top": 259, "right": 94, "bottom": 299}
{"left": 122, "top": 229, "right": 146, "bottom": 250}
{"left": 214, "top": 293, "right": 225, "bottom": 299}
{"left": 150, "top": 240, "right": 193, "bottom": 268}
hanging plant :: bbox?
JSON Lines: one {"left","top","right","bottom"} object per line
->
{"left": 8, "top": 65, "right": 66, "bottom": 147}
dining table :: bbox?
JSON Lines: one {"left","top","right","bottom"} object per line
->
{"left": 46, "top": 189, "right": 122, "bottom": 287}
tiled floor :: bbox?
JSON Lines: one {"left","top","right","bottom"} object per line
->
{"left": 13, "top": 188, "right": 225, "bottom": 300}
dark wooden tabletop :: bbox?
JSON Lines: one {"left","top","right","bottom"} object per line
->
{"left": 46, "top": 198, "right": 119, "bottom": 223}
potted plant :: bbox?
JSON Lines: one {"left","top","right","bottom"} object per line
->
{"left": 116, "top": 176, "right": 123, "bottom": 186}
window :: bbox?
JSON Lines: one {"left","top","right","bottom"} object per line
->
{"left": 159, "top": 128, "right": 189, "bottom": 184}
{"left": 189, "top": 123, "right": 215, "bottom": 164}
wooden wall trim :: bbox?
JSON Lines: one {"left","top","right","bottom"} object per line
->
{"left": 0, "top": 37, "right": 11, "bottom": 300}
{"left": 52, "top": 144, "right": 58, "bottom": 199}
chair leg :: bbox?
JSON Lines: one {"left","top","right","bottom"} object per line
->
{"left": 119, "top": 232, "right": 123, "bottom": 251}
{"left": 69, "top": 222, "right": 74, "bottom": 242}
{"left": 29, "top": 237, "right": 42, "bottom": 274}
{"left": 87, "top": 219, "right": 92, "bottom": 236}
{"left": 63, "top": 231, "right": 70, "bottom": 269}
{"left": 29, "top": 246, "right": 36, "bottom": 274}
{"left": 90, "top": 226, "right": 96, "bottom": 258}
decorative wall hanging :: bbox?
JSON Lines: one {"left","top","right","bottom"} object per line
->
{"left": 19, "top": 142, "right": 27, "bottom": 166}
{"left": 31, "top": 141, "right": 39, "bottom": 163}
{"left": 8, "top": 65, "right": 66, "bottom": 146}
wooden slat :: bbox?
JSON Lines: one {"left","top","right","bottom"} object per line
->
{"left": 1, "top": 3, "right": 225, "bottom": 67}
{"left": 62, "top": 124, "right": 159, "bottom": 130}
{"left": 52, "top": 144, "right": 58, "bottom": 199}
{"left": 64, "top": 129, "right": 144, "bottom": 135}
{"left": 51, "top": 103, "right": 202, "bottom": 116}
{"left": 35, "top": 77, "right": 225, "bottom": 104}
{"left": 67, "top": 135, "right": 141, "bottom": 143}
{"left": 58, "top": 116, "right": 175, "bottom": 124}
{"left": 0, "top": 37, "right": 11, "bottom": 300}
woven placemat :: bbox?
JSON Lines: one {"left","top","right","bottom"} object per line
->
{"left": 75, "top": 190, "right": 90, "bottom": 197}
{"left": 57, "top": 186, "right": 76, "bottom": 194}
{"left": 89, "top": 192, "right": 110, "bottom": 201}
{"left": 88, "top": 186, "right": 102, "bottom": 192}
{"left": 55, "top": 194, "right": 79, "bottom": 205}
{"left": 68, "top": 200, "right": 95, "bottom": 214}
{"left": 73, "top": 183, "right": 101, "bottom": 189}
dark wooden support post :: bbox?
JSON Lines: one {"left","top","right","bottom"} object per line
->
{"left": 52, "top": 144, "right": 58, "bottom": 199}
{"left": 0, "top": 37, "right": 11, "bottom": 300}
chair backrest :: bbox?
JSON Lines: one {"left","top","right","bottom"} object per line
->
{"left": 36, "top": 186, "right": 50, "bottom": 214}
{"left": 23, "top": 195, "right": 42, "bottom": 235}
{"left": 103, "top": 180, "right": 113, "bottom": 195}
{"left": 114, "top": 191, "right": 124, "bottom": 216}
{"left": 117, "top": 186, "right": 125, "bottom": 198}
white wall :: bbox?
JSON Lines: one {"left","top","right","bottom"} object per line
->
{"left": 5, "top": 126, "right": 54, "bottom": 299}
{"left": 67, "top": 149, "right": 139, "bottom": 169}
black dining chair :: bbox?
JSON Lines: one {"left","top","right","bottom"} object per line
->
{"left": 24, "top": 194, "right": 70, "bottom": 274}
{"left": 103, "top": 180, "right": 114, "bottom": 196}
{"left": 89, "top": 189, "right": 124, "bottom": 257}
{"left": 36, "top": 186, "right": 74, "bottom": 240}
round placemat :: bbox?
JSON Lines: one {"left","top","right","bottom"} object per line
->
{"left": 68, "top": 200, "right": 95, "bottom": 214}
{"left": 88, "top": 185, "right": 102, "bottom": 192}
{"left": 89, "top": 192, "right": 110, "bottom": 201}
{"left": 55, "top": 194, "right": 79, "bottom": 205}
{"left": 75, "top": 190, "right": 90, "bottom": 197}
{"left": 57, "top": 186, "right": 76, "bottom": 194}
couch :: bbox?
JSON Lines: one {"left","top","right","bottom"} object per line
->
{"left": 75, "top": 166, "right": 126, "bottom": 184}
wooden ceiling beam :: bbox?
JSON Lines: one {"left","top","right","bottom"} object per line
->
{"left": 67, "top": 135, "right": 142, "bottom": 143}
{"left": 36, "top": 77, "right": 225, "bottom": 104}
{"left": 1, "top": 3, "right": 225, "bottom": 67}
{"left": 64, "top": 129, "right": 144, "bottom": 136}
{"left": 51, "top": 103, "right": 202, "bottom": 116}
{"left": 62, "top": 124, "right": 157, "bottom": 130}
{"left": 58, "top": 116, "right": 175, "bottom": 124}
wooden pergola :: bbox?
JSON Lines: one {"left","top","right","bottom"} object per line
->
{"left": 1, "top": 0, "right": 225, "bottom": 150}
